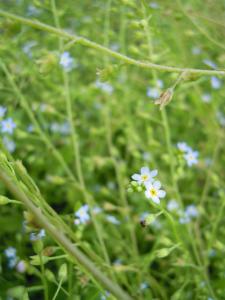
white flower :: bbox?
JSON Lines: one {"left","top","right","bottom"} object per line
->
{"left": 144, "top": 181, "right": 166, "bottom": 204}
{"left": 95, "top": 80, "right": 113, "bottom": 94}
{"left": 0, "top": 106, "right": 7, "bottom": 118}
{"left": 4, "top": 247, "right": 17, "bottom": 258}
{"left": 131, "top": 166, "right": 158, "bottom": 185}
{"left": 192, "top": 46, "right": 201, "bottom": 55}
{"left": 184, "top": 149, "right": 199, "bottom": 167}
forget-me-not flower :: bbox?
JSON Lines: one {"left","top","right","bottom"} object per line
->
{"left": 1, "top": 118, "right": 16, "bottom": 134}
{"left": 131, "top": 166, "right": 158, "bottom": 185}
{"left": 145, "top": 181, "right": 166, "bottom": 204}
{"left": 59, "top": 51, "right": 75, "bottom": 72}
{"left": 74, "top": 204, "right": 90, "bottom": 225}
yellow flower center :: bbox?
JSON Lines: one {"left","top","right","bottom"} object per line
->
{"left": 141, "top": 174, "right": 148, "bottom": 181}
{"left": 150, "top": 188, "right": 157, "bottom": 197}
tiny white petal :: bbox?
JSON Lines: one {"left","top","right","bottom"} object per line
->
{"left": 141, "top": 167, "right": 149, "bottom": 174}
{"left": 131, "top": 174, "right": 141, "bottom": 181}
{"left": 158, "top": 190, "right": 166, "bottom": 198}
{"left": 145, "top": 190, "right": 151, "bottom": 198}
{"left": 152, "top": 196, "right": 160, "bottom": 204}
{"left": 153, "top": 180, "right": 161, "bottom": 189}
{"left": 150, "top": 169, "right": 158, "bottom": 177}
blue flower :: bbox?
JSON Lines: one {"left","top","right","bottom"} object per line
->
{"left": 185, "top": 205, "right": 199, "bottom": 218}
{"left": 147, "top": 87, "right": 160, "bottom": 99}
{"left": 167, "top": 199, "right": 179, "bottom": 212}
{"left": 203, "top": 59, "right": 217, "bottom": 69}
{"left": 192, "top": 46, "right": 201, "bottom": 55}
{"left": 202, "top": 93, "right": 211, "bottom": 103}
{"left": 30, "top": 229, "right": 46, "bottom": 241}
{"left": 4, "top": 247, "right": 18, "bottom": 269}
{"left": 140, "top": 282, "right": 149, "bottom": 290}
{"left": 1, "top": 118, "right": 16, "bottom": 134}
{"left": 106, "top": 215, "right": 120, "bottom": 225}
{"left": 4, "top": 247, "right": 17, "bottom": 258}
{"left": 177, "top": 142, "right": 191, "bottom": 153}
{"left": 3, "top": 136, "right": 16, "bottom": 153}
{"left": 0, "top": 106, "right": 7, "bottom": 118}
{"left": 184, "top": 149, "right": 199, "bottom": 167}
{"left": 59, "top": 51, "right": 75, "bottom": 72}
{"left": 95, "top": 80, "right": 114, "bottom": 94}
{"left": 179, "top": 205, "right": 198, "bottom": 224}
{"left": 211, "top": 76, "right": 221, "bottom": 89}
{"left": 74, "top": 204, "right": 90, "bottom": 224}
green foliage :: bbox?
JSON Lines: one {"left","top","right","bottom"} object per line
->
{"left": 0, "top": 0, "right": 225, "bottom": 300}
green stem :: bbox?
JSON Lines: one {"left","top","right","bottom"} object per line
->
{"left": 0, "top": 9, "right": 224, "bottom": 76}
{"left": 0, "top": 169, "right": 133, "bottom": 300}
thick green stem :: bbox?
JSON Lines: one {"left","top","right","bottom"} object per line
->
{"left": 0, "top": 169, "right": 133, "bottom": 300}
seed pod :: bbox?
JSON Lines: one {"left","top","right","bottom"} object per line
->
{"left": 155, "top": 88, "right": 174, "bottom": 110}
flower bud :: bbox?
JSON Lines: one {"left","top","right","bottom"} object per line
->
{"left": 0, "top": 195, "right": 10, "bottom": 205}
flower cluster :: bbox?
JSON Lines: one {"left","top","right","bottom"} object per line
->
{"left": 130, "top": 167, "right": 166, "bottom": 204}
{"left": 30, "top": 229, "right": 46, "bottom": 241}
{"left": 177, "top": 142, "right": 199, "bottom": 167}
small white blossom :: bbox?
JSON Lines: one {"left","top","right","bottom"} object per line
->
{"left": 16, "top": 260, "right": 26, "bottom": 273}
{"left": 3, "top": 136, "right": 16, "bottom": 153}
{"left": 192, "top": 46, "right": 201, "bottom": 55}
{"left": 145, "top": 181, "right": 166, "bottom": 204}
{"left": 131, "top": 166, "right": 158, "bottom": 185}
{"left": 95, "top": 80, "right": 113, "bottom": 94}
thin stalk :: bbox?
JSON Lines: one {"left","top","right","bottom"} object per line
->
{"left": 0, "top": 9, "right": 224, "bottom": 76}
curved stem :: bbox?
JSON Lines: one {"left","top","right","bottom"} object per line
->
{"left": 0, "top": 9, "right": 224, "bottom": 76}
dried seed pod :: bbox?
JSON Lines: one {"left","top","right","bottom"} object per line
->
{"left": 155, "top": 88, "right": 174, "bottom": 110}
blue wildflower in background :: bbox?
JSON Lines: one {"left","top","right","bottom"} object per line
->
{"left": 202, "top": 93, "right": 211, "bottom": 103}
{"left": 95, "top": 80, "right": 114, "bottom": 94}
{"left": 177, "top": 142, "right": 199, "bottom": 167}
{"left": 4, "top": 247, "right": 18, "bottom": 269}
{"left": 106, "top": 215, "right": 120, "bottom": 225}
{"left": 0, "top": 106, "right": 7, "bottom": 118}
{"left": 167, "top": 199, "right": 179, "bottom": 212}
{"left": 30, "top": 229, "right": 46, "bottom": 241}
{"left": 59, "top": 51, "right": 75, "bottom": 72}
{"left": 184, "top": 149, "right": 199, "bottom": 167}
{"left": 1, "top": 118, "right": 16, "bottom": 134}
{"left": 211, "top": 76, "right": 221, "bottom": 89}
{"left": 3, "top": 136, "right": 16, "bottom": 153}
{"left": 179, "top": 205, "right": 199, "bottom": 224}
{"left": 74, "top": 204, "right": 90, "bottom": 225}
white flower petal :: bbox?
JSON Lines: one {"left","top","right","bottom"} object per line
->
{"left": 144, "top": 182, "right": 152, "bottom": 189}
{"left": 152, "top": 196, "right": 160, "bottom": 204}
{"left": 131, "top": 174, "right": 141, "bottom": 181}
{"left": 150, "top": 169, "right": 158, "bottom": 177}
{"left": 141, "top": 166, "right": 149, "bottom": 174}
{"left": 158, "top": 190, "right": 166, "bottom": 198}
{"left": 153, "top": 180, "right": 161, "bottom": 189}
{"left": 145, "top": 190, "right": 151, "bottom": 199}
